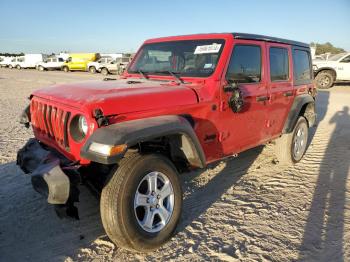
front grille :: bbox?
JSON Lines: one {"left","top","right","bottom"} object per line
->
{"left": 30, "top": 99, "right": 71, "bottom": 149}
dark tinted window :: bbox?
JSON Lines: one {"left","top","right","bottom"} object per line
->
{"left": 226, "top": 45, "right": 261, "bottom": 83}
{"left": 270, "top": 47, "right": 289, "bottom": 81}
{"left": 293, "top": 49, "right": 311, "bottom": 82}
{"left": 58, "top": 58, "right": 64, "bottom": 62}
{"left": 340, "top": 55, "right": 350, "bottom": 63}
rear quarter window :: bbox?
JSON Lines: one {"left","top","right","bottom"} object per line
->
{"left": 293, "top": 48, "right": 312, "bottom": 85}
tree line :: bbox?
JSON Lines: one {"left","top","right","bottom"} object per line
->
{"left": 311, "top": 42, "right": 346, "bottom": 55}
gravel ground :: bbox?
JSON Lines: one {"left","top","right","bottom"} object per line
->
{"left": 0, "top": 68, "right": 349, "bottom": 262}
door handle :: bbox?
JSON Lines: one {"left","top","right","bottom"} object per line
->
{"left": 283, "top": 91, "right": 293, "bottom": 97}
{"left": 256, "top": 96, "right": 269, "bottom": 102}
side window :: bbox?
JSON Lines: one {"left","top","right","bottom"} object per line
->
{"left": 226, "top": 45, "right": 261, "bottom": 83}
{"left": 293, "top": 49, "right": 312, "bottom": 84}
{"left": 58, "top": 58, "right": 64, "bottom": 62}
{"left": 52, "top": 58, "right": 57, "bottom": 62}
{"left": 340, "top": 55, "right": 350, "bottom": 63}
{"left": 270, "top": 47, "right": 289, "bottom": 81}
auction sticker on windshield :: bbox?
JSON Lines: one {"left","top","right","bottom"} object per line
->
{"left": 194, "top": 43, "right": 222, "bottom": 54}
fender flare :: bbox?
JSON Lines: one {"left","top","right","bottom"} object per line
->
{"left": 81, "top": 115, "right": 206, "bottom": 168}
{"left": 314, "top": 67, "right": 337, "bottom": 79}
{"left": 283, "top": 94, "right": 316, "bottom": 133}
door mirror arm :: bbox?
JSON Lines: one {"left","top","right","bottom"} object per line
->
{"left": 224, "top": 80, "right": 244, "bottom": 113}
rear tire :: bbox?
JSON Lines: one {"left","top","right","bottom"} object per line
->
{"left": 101, "top": 68, "right": 109, "bottom": 76}
{"left": 9, "top": 65, "right": 13, "bottom": 69}
{"left": 100, "top": 153, "right": 182, "bottom": 252}
{"left": 16, "top": 65, "right": 21, "bottom": 69}
{"left": 38, "top": 66, "right": 45, "bottom": 71}
{"left": 274, "top": 116, "right": 309, "bottom": 165}
{"left": 315, "top": 70, "right": 334, "bottom": 89}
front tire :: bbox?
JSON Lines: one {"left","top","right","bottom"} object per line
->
{"left": 89, "top": 66, "right": 96, "bottom": 73}
{"left": 274, "top": 116, "right": 309, "bottom": 165}
{"left": 38, "top": 66, "right": 45, "bottom": 71}
{"left": 62, "top": 66, "right": 69, "bottom": 72}
{"left": 100, "top": 153, "right": 182, "bottom": 252}
{"left": 16, "top": 65, "right": 21, "bottom": 69}
{"left": 9, "top": 65, "right": 13, "bottom": 69}
{"left": 315, "top": 70, "right": 334, "bottom": 89}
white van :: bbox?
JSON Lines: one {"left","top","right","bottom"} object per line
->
{"left": 36, "top": 56, "right": 65, "bottom": 71}
{"left": 8, "top": 56, "right": 24, "bottom": 69}
{"left": 0, "top": 56, "right": 14, "bottom": 67}
{"left": 16, "top": 54, "right": 46, "bottom": 69}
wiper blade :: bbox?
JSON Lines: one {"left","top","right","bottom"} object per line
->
{"left": 138, "top": 70, "right": 148, "bottom": 79}
{"left": 154, "top": 70, "right": 184, "bottom": 84}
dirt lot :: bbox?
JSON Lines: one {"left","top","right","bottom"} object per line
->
{"left": 0, "top": 68, "right": 349, "bottom": 262}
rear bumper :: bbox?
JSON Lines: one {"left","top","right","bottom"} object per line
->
{"left": 17, "top": 138, "right": 80, "bottom": 218}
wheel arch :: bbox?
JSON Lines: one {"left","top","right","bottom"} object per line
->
{"left": 283, "top": 94, "right": 316, "bottom": 133}
{"left": 81, "top": 115, "right": 206, "bottom": 170}
{"left": 315, "top": 67, "right": 337, "bottom": 80}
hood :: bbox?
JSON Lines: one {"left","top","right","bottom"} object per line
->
{"left": 32, "top": 79, "right": 199, "bottom": 116}
{"left": 313, "top": 60, "right": 338, "bottom": 68}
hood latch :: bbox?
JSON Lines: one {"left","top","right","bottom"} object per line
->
{"left": 93, "top": 109, "right": 109, "bottom": 127}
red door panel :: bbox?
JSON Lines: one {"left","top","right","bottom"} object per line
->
{"left": 218, "top": 40, "right": 271, "bottom": 155}
{"left": 265, "top": 43, "right": 294, "bottom": 137}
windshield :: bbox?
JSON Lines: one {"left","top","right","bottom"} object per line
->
{"left": 328, "top": 53, "right": 347, "bottom": 61}
{"left": 128, "top": 39, "right": 225, "bottom": 77}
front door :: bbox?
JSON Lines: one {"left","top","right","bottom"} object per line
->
{"left": 219, "top": 40, "right": 270, "bottom": 155}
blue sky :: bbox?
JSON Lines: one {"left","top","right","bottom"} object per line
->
{"left": 0, "top": 0, "right": 349, "bottom": 53}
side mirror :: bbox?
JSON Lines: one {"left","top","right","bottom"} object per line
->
{"left": 224, "top": 80, "right": 244, "bottom": 113}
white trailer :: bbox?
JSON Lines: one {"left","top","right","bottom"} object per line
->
{"left": 16, "top": 54, "right": 46, "bottom": 69}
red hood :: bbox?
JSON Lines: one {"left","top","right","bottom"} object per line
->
{"left": 32, "top": 79, "right": 199, "bottom": 116}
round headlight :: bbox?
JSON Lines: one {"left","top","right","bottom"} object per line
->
{"left": 79, "top": 116, "right": 88, "bottom": 135}
{"left": 70, "top": 114, "right": 88, "bottom": 142}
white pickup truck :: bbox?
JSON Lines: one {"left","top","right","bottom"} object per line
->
{"left": 313, "top": 52, "right": 350, "bottom": 89}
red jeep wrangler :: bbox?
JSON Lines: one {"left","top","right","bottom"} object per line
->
{"left": 17, "top": 33, "right": 316, "bottom": 252}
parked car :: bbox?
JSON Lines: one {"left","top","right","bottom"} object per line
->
{"left": 87, "top": 56, "right": 116, "bottom": 74}
{"left": 36, "top": 57, "right": 65, "bottom": 71}
{"left": 313, "top": 52, "right": 350, "bottom": 89}
{"left": 0, "top": 56, "right": 13, "bottom": 67}
{"left": 15, "top": 54, "right": 46, "bottom": 69}
{"left": 8, "top": 56, "right": 23, "bottom": 69}
{"left": 61, "top": 53, "right": 100, "bottom": 72}
{"left": 17, "top": 33, "right": 316, "bottom": 252}
{"left": 99, "top": 57, "right": 133, "bottom": 75}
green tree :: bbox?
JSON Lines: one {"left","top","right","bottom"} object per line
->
{"left": 311, "top": 42, "right": 346, "bottom": 55}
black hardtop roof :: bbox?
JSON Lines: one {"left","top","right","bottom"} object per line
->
{"left": 232, "top": 33, "right": 309, "bottom": 48}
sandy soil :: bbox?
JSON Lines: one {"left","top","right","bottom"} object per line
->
{"left": 0, "top": 68, "right": 349, "bottom": 262}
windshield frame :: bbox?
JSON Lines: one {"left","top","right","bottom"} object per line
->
{"left": 127, "top": 39, "right": 226, "bottom": 78}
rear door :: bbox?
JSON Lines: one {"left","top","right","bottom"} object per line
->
{"left": 220, "top": 40, "right": 270, "bottom": 155}
{"left": 266, "top": 43, "right": 294, "bottom": 137}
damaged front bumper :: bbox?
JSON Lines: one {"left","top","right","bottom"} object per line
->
{"left": 17, "top": 138, "right": 80, "bottom": 219}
